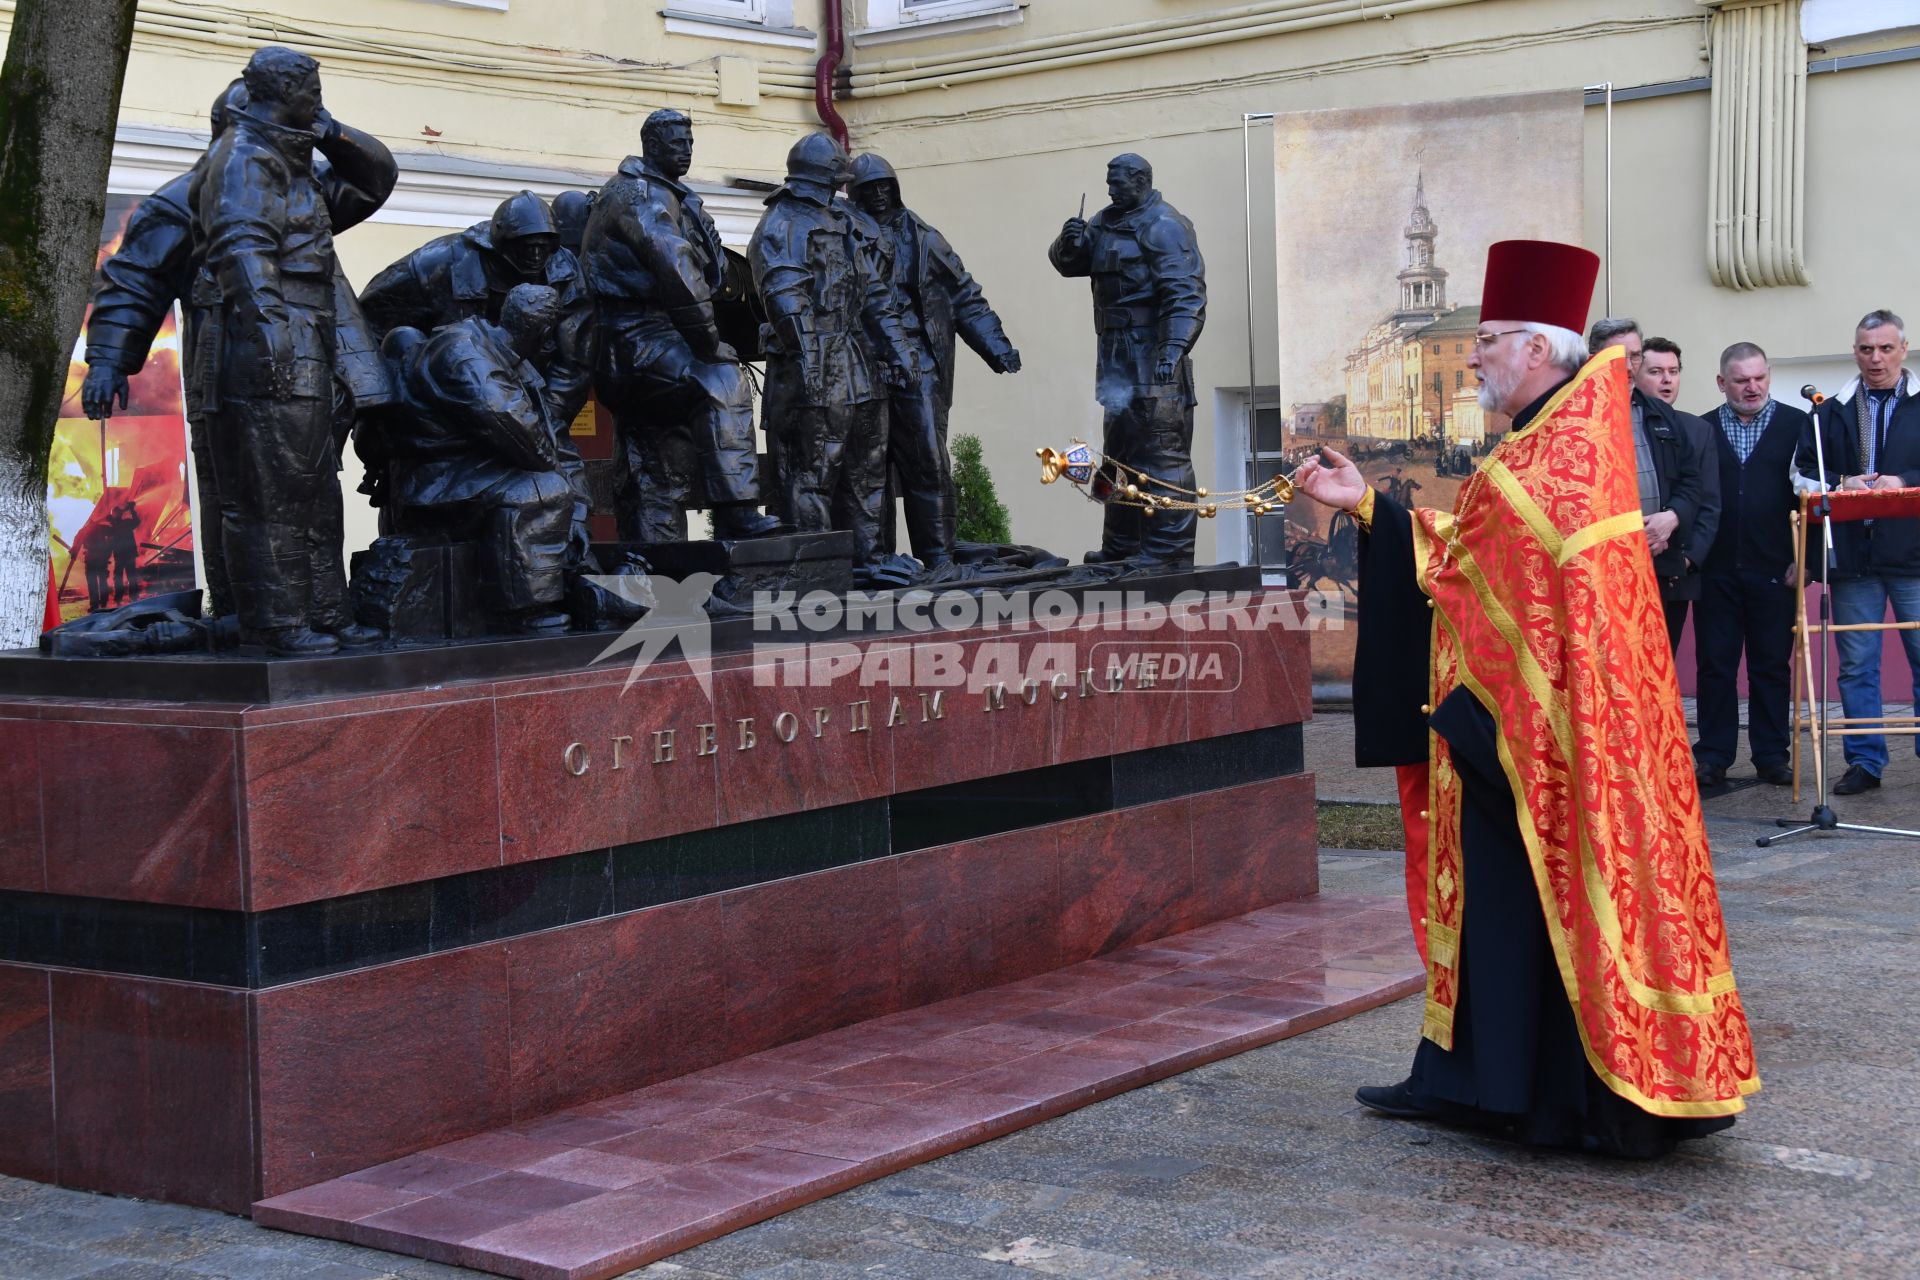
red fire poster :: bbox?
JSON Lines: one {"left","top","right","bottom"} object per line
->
{"left": 46, "top": 194, "right": 196, "bottom": 624}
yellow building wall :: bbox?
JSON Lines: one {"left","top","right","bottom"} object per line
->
{"left": 843, "top": 0, "right": 1920, "bottom": 564}
{"left": 10, "top": 1, "right": 1919, "bottom": 570}
{"left": 109, "top": 0, "right": 827, "bottom": 176}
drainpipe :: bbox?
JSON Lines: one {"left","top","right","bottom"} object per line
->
{"left": 815, "top": 0, "right": 850, "bottom": 149}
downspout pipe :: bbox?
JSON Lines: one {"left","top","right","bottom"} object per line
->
{"left": 815, "top": 0, "right": 850, "bottom": 149}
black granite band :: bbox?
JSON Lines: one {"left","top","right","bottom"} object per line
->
{"left": 0, "top": 723, "right": 1302, "bottom": 989}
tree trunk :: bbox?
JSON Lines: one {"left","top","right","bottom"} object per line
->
{"left": 0, "top": 0, "right": 138, "bottom": 647}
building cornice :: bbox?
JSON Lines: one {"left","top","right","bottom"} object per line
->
{"left": 108, "top": 124, "right": 771, "bottom": 245}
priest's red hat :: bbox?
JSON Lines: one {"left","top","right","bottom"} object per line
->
{"left": 1479, "top": 239, "right": 1600, "bottom": 335}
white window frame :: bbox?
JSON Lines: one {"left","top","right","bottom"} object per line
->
{"left": 415, "top": 0, "right": 508, "bottom": 10}
{"left": 858, "top": 0, "right": 1024, "bottom": 46}
{"left": 672, "top": 0, "right": 768, "bottom": 20}
{"left": 1802, "top": 0, "right": 1920, "bottom": 45}
{"left": 662, "top": 1, "right": 815, "bottom": 49}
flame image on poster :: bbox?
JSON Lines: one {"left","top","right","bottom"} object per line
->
{"left": 47, "top": 195, "right": 196, "bottom": 623}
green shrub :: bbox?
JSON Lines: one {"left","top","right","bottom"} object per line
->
{"left": 951, "top": 432, "right": 1012, "bottom": 545}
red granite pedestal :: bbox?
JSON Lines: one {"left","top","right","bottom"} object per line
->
{"left": 0, "top": 589, "right": 1326, "bottom": 1223}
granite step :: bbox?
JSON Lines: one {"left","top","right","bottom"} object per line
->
{"left": 254, "top": 892, "right": 1422, "bottom": 1280}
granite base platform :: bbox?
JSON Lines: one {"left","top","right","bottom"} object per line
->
{"left": 255, "top": 894, "right": 1422, "bottom": 1280}
{"left": 0, "top": 589, "right": 1319, "bottom": 1217}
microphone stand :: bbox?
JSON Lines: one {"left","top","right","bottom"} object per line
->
{"left": 1763, "top": 386, "right": 1920, "bottom": 845}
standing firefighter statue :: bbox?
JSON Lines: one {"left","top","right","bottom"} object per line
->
{"left": 581, "top": 109, "right": 785, "bottom": 543}
{"left": 1048, "top": 153, "right": 1206, "bottom": 568}
{"left": 750, "top": 133, "right": 917, "bottom": 568}
{"left": 81, "top": 82, "right": 247, "bottom": 620}
{"left": 191, "top": 47, "right": 398, "bottom": 654}
{"left": 847, "top": 151, "right": 1020, "bottom": 575}
{"left": 81, "top": 78, "right": 394, "bottom": 626}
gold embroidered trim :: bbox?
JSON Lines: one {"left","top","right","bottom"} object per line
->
{"left": 1557, "top": 510, "right": 1648, "bottom": 566}
{"left": 1482, "top": 459, "right": 1564, "bottom": 561}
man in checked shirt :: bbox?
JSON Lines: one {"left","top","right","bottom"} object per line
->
{"left": 1691, "top": 342, "right": 1814, "bottom": 790}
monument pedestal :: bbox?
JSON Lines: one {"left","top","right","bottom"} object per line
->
{"left": 0, "top": 584, "right": 1320, "bottom": 1215}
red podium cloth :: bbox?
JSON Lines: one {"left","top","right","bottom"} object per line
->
{"left": 1805, "top": 488, "right": 1920, "bottom": 522}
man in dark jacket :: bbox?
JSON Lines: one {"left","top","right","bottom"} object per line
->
{"left": 583, "top": 110, "right": 783, "bottom": 542}
{"left": 80, "top": 517, "right": 116, "bottom": 614}
{"left": 750, "top": 133, "right": 915, "bottom": 565}
{"left": 191, "top": 46, "right": 397, "bottom": 654}
{"left": 1640, "top": 337, "right": 1723, "bottom": 648}
{"left": 1693, "top": 342, "right": 1811, "bottom": 788}
{"left": 1048, "top": 153, "right": 1206, "bottom": 568}
{"left": 848, "top": 152, "right": 1020, "bottom": 572}
{"left": 108, "top": 502, "right": 142, "bottom": 604}
{"left": 1587, "top": 319, "right": 1720, "bottom": 650}
{"left": 383, "top": 284, "right": 576, "bottom": 632}
{"left": 1799, "top": 309, "right": 1920, "bottom": 794}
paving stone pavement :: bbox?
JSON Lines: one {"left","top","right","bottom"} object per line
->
{"left": 6, "top": 712, "right": 1918, "bottom": 1280}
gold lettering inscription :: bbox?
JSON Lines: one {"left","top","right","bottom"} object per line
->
{"left": 847, "top": 700, "right": 872, "bottom": 733}
{"left": 1050, "top": 672, "right": 1072, "bottom": 701}
{"left": 811, "top": 706, "right": 830, "bottom": 738}
{"left": 887, "top": 695, "right": 907, "bottom": 727}
{"left": 611, "top": 734, "right": 632, "bottom": 771}
{"left": 1019, "top": 678, "right": 1041, "bottom": 707}
{"left": 1079, "top": 665, "right": 1097, "bottom": 698}
{"left": 774, "top": 711, "right": 800, "bottom": 743}
{"left": 652, "top": 729, "right": 676, "bottom": 764}
{"left": 563, "top": 742, "right": 590, "bottom": 776}
{"left": 696, "top": 723, "right": 718, "bottom": 757}
{"left": 736, "top": 717, "right": 758, "bottom": 750}
{"left": 983, "top": 683, "right": 1007, "bottom": 712}
{"left": 920, "top": 690, "right": 946, "bottom": 722}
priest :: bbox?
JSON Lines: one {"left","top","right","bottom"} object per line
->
{"left": 1294, "top": 239, "right": 1759, "bottom": 1156}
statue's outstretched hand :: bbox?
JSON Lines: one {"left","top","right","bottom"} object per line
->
{"left": 1294, "top": 447, "right": 1367, "bottom": 511}
{"left": 82, "top": 365, "right": 128, "bottom": 421}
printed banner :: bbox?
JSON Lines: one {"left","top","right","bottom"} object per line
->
{"left": 46, "top": 194, "right": 196, "bottom": 623}
{"left": 1271, "top": 90, "right": 1584, "bottom": 681}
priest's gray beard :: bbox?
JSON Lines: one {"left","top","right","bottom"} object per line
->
{"left": 1476, "top": 363, "right": 1521, "bottom": 414}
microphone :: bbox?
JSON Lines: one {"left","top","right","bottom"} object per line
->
{"left": 1802, "top": 384, "right": 1826, "bottom": 406}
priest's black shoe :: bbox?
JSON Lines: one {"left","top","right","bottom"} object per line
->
{"left": 1355, "top": 1080, "right": 1435, "bottom": 1119}
{"left": 1695, "top": 762, "right": 1727, "bottom": 788}
{"left": 1832, "top": 764, "right": 1881, "bottom": 795}
{"left": 1756, "top": 762, "right": 1793, "bottom": 786}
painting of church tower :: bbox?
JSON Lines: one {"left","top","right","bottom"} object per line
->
{"left": 1341, "top": 176, "right": 1494, "bottom": 448}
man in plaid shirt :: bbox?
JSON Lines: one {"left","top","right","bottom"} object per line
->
{"left": 1692, "top": 343, "right": 1814, "bottom": 789}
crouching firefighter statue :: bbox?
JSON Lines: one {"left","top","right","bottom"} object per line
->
{"left": 380, "top": 285, "right": 579, "bottom": 633}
